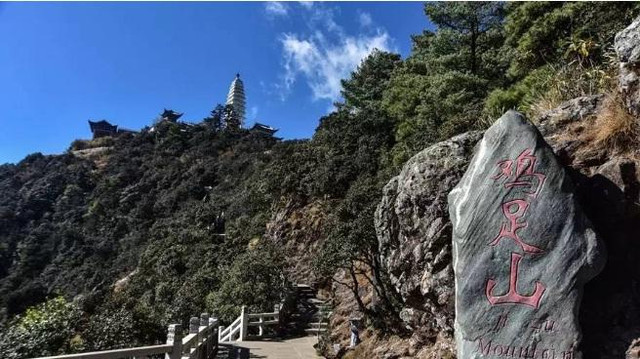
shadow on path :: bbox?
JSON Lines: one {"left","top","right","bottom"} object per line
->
{"left": 217, "top": 343, "right": 267, "bottom": 359}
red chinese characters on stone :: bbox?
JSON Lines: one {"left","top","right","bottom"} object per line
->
{"left": 486, "top": 253, "right": 545, "bottom": 309}
{"left": 486, "top": 148, "right": 547, "bottom": 309}
{"left": 489, "top": 200, "right": 543, "bottom": 254}
{"left": 491, "top": 149, "right": 546, "bottom": 199}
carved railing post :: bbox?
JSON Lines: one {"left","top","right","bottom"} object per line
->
{"left": 165, "top": 324, "right": 183, "bottom": 359}
{"left": 190, "top": 316, "right": 200, "bottom": 334}
{"left": 239, "top": 305, "right": 248, "bottom": 342}
{"left": 189, "top": 316, "right": 199, "bottom": 357}
{"left": 209, "top": 317, "right": 218, "bottom": 359}
{"left": 258, "top": 316, "right": 264, "bottom": 337}
{"left": 199, "top": 313, "right": 209, "bottom": 359}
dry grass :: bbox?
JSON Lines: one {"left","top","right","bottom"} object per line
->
{"left": 529, "top": 96, "right": 566, "bottom": 120}
{"left": 584, "top": 94, "right": 639, "bottom": 154}
{"left": 526, "top": 59, "right": 617, "bottom": 120}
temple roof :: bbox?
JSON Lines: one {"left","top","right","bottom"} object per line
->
{"left": 88, "top": 120, "right": 117, "bottom": 132}
{"left": 161, "top": 109, "right": 183, "bottom": 122}
{"left": 88, "top": 119, "right": 114, "bottom": 126}
{"left": 251, "top": 122, "right": 278, "bottom": 135}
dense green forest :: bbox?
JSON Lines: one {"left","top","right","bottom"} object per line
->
{"left": 1, "top": 2, "right": 639, "bottom": 358}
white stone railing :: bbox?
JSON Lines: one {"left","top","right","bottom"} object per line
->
{"left": 217, "top": 310, "right": 243, "bottom": 342}
{"left": 33, "top": 313, "right": 219, "bottom": 359}
{"left": 218, "top": 305, "right": 281, "bottom": 342}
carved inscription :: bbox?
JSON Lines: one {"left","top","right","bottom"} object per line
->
{"left": 486, "top": 253, "right": 545, "bottom": 308}
{"left": 489, "top": 200, "right": 543, "bottom": 254}
{"left": 451, "top": 113, "right": 601, "bottom": 359}
{"left": 486, "top": 149, "right": 547, "bottom": 309}
{"left": 476, "top": 338, "right": 575, "bottom": 359}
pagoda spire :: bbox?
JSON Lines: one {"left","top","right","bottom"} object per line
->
{"left": 225, "top": 73, "right": 246, "bottom": 127}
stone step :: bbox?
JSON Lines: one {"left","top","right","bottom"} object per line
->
{"left": 290, "top": 310, "right": 332, "bottom": 318}
{"left": 297, "top": 292, "right": 316, "bottom": 298}
{"left": 307, "top": 322, "right": 328, "bottom": 329}
{"left": 304, "top": 328, "right": 327, "bottom": 335}
{"left": 296, "top": 287, "right": 316, "bottom": 293}
{"left": 307, "top": 298, "right": 326, "bottom": 306}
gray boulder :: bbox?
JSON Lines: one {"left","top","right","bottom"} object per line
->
{"left": 375, "top": 130, "right": 483, "bottom": 340}
{"left": 449, "top": 111, "right": 605, "bottom": 359}
{"left": 615, "top": 16, "right": 640, "bottom": 116}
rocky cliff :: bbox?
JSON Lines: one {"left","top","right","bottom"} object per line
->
{"left": 371, "top": 17, "right": 640, "bottom": 359}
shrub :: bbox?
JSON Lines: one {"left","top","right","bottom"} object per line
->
{"left": 205, "top": 245, "right": 285, "bottom": 323}
{"left": 0, "top": 297, "right": 83, "bottom": 359}
{"left": 485, "top": 60, "right": 615, "bottom": 120}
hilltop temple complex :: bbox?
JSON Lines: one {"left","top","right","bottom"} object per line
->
{"left": 87, "top": 73, "right": 277, "bottom": 138}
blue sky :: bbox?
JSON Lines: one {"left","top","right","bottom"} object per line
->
{"left": 0, "top": 1, "right": 431, "bottom": 164}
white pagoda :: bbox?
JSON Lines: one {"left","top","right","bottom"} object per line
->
{"left": 225, "top": 73, "right": 246, "bottom": 127}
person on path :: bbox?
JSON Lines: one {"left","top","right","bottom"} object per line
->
{"left": 349, "top": 319, "right": 360, "bottom": 348}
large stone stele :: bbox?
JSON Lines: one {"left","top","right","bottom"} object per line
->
{"left": 448, "top": 111, "right": 605, "bottom": 359}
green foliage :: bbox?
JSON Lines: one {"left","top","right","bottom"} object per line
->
{"left": 382, "top": 2, "right": 507, "bottom": 166}
{"left": 485, "top": 60, "right": 615, "bottom": 118}
{"left": 424, "top": 1, "right": 506, "bottom": 80}
{"left": 340, "top": 50, "right": 402, "bottom": 110}
{"left": 484, "top": 65, "right": 556, "bottom": 116}
{"left": 206, "top": 244, "right": 285, "bottom": 323}
{"left": 314, "top": 176, "right": 380, "bottom": 278}
{"left": 0, "top": 115, "right": 283, "bottom": 356}
{"left": 0, "top": 297, "right": 83, "bottom": 359}
{"left": 83, "top": 306, "right": 163, "bottom": 351}
{"left": 203, "top": 104, "right": 242, "bottom": 131}
{"left": 504, "top": 2, "right": 640, "bottom": 79}
{"left": 484, "top": 1, "right": 638, "bottom": 117}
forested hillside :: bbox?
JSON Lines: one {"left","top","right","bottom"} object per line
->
{"left": 1, "top": 2, "right": 640, "bottom": 358}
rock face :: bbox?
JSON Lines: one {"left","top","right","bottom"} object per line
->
{"left": 448, "top": 111, "right": 605, "bottom": 359}
{"left": 536, "top": 95, "right": 605, "bottom": 138}
{"left": 375, "top": 131, "right": 483, "bottom": 343}
{"left": 615, "top": 16, "right": 640, "bottom": 116}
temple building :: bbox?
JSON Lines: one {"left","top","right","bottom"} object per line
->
{"left": 225, "top": 73, "right": 246, "bottom": 127}
{"left": 160, "top": 109, "right": 183, "bottom": 122}
{"left": 88, "top": 120, "right": 117, "bottom": 138}
{"left": 250, "top": 122, "right": 278, "bottom": 136}
{"left": 88, "top": 120, "right": 137, "bottom": 139}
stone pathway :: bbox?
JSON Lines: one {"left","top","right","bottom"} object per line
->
{"left": 217, "top": 284, "right": 329, "bottom": 358}
{"left": 218, "top": 337, "right": 322, "bottom": 358}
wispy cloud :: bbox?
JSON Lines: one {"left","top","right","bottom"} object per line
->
{"left": 358, "top": 11, "right": 373, "bottom": 28}
{"left": 298, "top": 1, "right": 313, "bottom": 10}
{"left": 264, "top": 2, "right": 288, "bottom": 17}
{"left": 248, "top": 106, "right": 259, "bottom": 121}
{"left": 280, "top": 31, "right": 391, "bottom": 102}
{"left": 275, "top": 4, "right": 394, "bottom": 103}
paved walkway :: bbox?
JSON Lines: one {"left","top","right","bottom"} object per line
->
{"left": 219, "top": 337, "right": 322, "bottom": 359}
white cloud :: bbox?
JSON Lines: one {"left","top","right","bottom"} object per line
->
{"left": 248, "top": 106, "right": 259, "bottom": 121}
{"left": 358, "top": 11, "right": 373, "bottom": 27}
{"left": 298, "top": 1, "right": 313, "bottom": 10}
{"left": 272, "top": 3, "right": 395, "bottom": 104}
{"left": 308, "top": 6, "right": 343, "bottom": 36}
{"left": 265, "top": 2, "right": 288, "bottom": 17}
{"left": 280, "top": 31, "right": 391, "bottom": 102}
